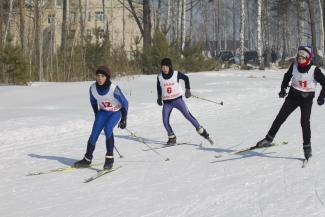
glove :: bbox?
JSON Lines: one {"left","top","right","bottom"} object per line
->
{"left": 317, "top": 96, "right": 324, "bottom": 105}
{"left": 185, "top": 89, "right": 191, "bottom": 98}
{"left": 118, "top": 116, "right": 127, "bottom": 129}
{"left": 278, "top": 89, "right": 287, "bottom": 98}
{"left": 157, "top": 97, "right": 162, "bottom": 106}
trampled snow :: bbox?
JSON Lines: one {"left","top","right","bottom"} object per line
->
{"left": 1, "top": 69, "right": 325, "bottom": 217}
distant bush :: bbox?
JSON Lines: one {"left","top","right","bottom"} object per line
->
{"left": 0, "top": 42, "right": 29, "bottom": 85}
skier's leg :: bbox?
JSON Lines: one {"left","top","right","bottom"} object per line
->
{"left": 103, "top": 112, "right": 121, "bottom": 169}
{"left": 162, "top": 102, "right": 174, "bottom": 134}
{"left": 257, "top": 99, "right": 298, "bottom": 147}
{"left": 105, "top": 133, "right": 115, "bottom": 156}
{"left": 173, "top": 98, "right": 211, "bottom": 140}
{"left": 75, "top": 111, "right": 109, "bottom": 167}
{"left": 86, "top": 111, "right": 111, "bottom": 159}
{"left": 267, "top": 98, "right": 298, "bottom": 139}
{"left": 173, "top": 98, "right": 201, "bottom": 129}
{"left": 162, "top": 102, "right": 177, "bottom": 144}
{"left": 300, "top": 100, "right": 313, "bottom": 159}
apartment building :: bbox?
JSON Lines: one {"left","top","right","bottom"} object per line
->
{"left": 10, "top": 0, "right": 143, "bottom": 52}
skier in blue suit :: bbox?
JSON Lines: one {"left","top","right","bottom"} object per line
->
{"left": 74, "top": 65, "right": 128, "bottom": 169}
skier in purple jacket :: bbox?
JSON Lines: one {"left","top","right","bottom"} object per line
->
{"left": 156, "top": 58, "right": 213, "bottom": 145}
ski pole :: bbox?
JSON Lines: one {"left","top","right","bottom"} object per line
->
{"left": 114, "top": 146, "right": 123, "bottom": 158}
{"left": 125, "top": 128, "right": 170, "bottom": 161}
{"left": 192, "top": 94, "right": 223, "bottom": 105}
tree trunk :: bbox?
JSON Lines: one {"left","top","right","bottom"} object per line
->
{"left": 217, "top": 0, "right": 221, "bottom": 53}
{"left": 143, "top": 0, "right": 151, "bottom": 50}
{"left": 281, "top": 13, "right": 288, "bottom": 62}
{"left": 181, "top": 0, "right": 186, "bottom": 50}
{"left": 156, "top": 0, "right": 162, "bottom": 31}
{"left": 4, "top": 0, "right": 14, "bottom": 43}
{"left": 188, "top": 0, "right": 193, "bottom": 45}
{"left": 122, "top": 0, "right": 125, "bottom": 46}
{"left": 79, "top": 0, "right": 86, "bottom": 76}
{"left": 200, "top": 0, "right": 209, "bottom": 56}
{"left": 19, "top": 0, "right": 26, "bottom": 53}
{"left": 61, "top": 0, "right": 68, "bottom": 51}
{"left": 232, "top": 0, "right": 236, "bottom": 53}
{"left": 308, "top": 0, "right": 319, "bottom": 65}
{"left": 317, "top": 0, "right": 325, "bottom": 65}
{"left": 34, "top": 0, "right": 43, "bottom": 81}
{"left": 257, "top": 0, "right": 263, "bottom": 69}
{"left": 246, "top": 0, "right": 251, "bottom": 50}
{"left": 297, "top": 0, "right": 305, "bottom": 46}
{"left": 240, "top": 0, "right": 245, "bottom": 66}
{"left": 0, "top": 0, "right": 3, "bottom": 50}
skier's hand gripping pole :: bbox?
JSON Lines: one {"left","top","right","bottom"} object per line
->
{"left": 125, "top": 128, "right": 170, "bottom": 161}
{"left": 192, "top": 94, "right": 223, "bottom": 106}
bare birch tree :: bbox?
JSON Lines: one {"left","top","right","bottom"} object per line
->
{"left": 0, "top": 0, "right": 3, "bottom": 50}
{"left": 19, "top": 0, "right": 26, "bottom": 53}
{"left": 308, "top": 0, "right": 320, "bottom": 65}
{"left": 317, "top": 0, "right": 324, "bottom": 65}
{"left": 257, "top": 0, "right": 263, "bottom": 69}
{"left": 3, "top": 0, "right": 14, "bottom": 43}
{"left": 240, "top": 0, "right": 245, "bottom": 66}
{"left": 297, "top": 0, "right": 305, "bottom": 46}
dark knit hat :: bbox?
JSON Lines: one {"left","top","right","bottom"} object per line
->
{"left": 96, "top": 64, "right": 111, "bottom": 78}
{"left": 161, "top": 58, "right": 172, "bottom": 68}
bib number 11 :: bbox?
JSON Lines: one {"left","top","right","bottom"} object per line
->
{"left": 299, "top": 80, "right": 307, "bottom": 88}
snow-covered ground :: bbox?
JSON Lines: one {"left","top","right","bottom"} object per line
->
{"left": 1, "top": 69, "right": 325, "bottom": 217}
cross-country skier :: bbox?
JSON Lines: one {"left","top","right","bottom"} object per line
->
{"left": 156, "top": 57, "right": 212, "bottom": 145}
{"left": 256, "top": 46, "right": 325, "bottom": 160}
{"left": 74, "top": 65, "right": 128, "bottom": 169}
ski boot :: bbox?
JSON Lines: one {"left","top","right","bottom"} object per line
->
{"left": 166, "top": 133, "right": 177, "bottom": 145}
{"left": 303, "top": 143, "right": 312, "bottom": 160}
{"left": 197, "top": 127, "right": 213, "bottom": 145}
{"left": 103, "top": 156, "right": 114, "bottom": 170}
{"left": 74, "top": 156, "right": 92, "bottom": 168}
{"left": 256, "top": 135, "right": 273, "bottom": 148}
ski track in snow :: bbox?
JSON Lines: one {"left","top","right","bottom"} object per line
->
{"left": 1, "top": 69, "right": 325, "bottom": 217}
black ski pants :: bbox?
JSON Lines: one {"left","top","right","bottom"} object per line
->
{"left": 267, "top": 97, "right": 313, "bottom": 145}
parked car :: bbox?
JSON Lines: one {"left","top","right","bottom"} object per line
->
{"left": 218, "top": 51, "right": 235, "bottom": 64}
{"left": 244, "top": 50, "right": 259, "bottom": 65}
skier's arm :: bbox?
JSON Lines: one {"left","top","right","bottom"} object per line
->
{"left": 177, "top": 72, "right": 191, "bottom": 89}
{"left": 314, "top": 68, "right": 325, "bottom": 100}
{"left": 89, "top": 87, "right": 98, "bottom": 114}
{"left": 156, "top": 76, "right": 162, "bottom": 99}
{"left": 114, "top": 86, "right": 128, "bottom": 117}
{"left": 281, "top": 63, "right": 294, "bottom": 90}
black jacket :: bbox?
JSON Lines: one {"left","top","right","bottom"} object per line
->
{"left": 281, "top": 63, "right": 325, "bottom": 100}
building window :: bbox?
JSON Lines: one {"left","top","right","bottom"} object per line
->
{"left": 87, "top": 29, "right": 92, "bottom": 37}
{"left": 48, "top": 31, "right": 54, "bottom": 41}
{"left": 99, "top": 29, "right": 105, "bottom": 39}
{"left": 70, "top": 12, "right": 76, "bottom": 23}
{"left": 95, "top": 11, "right": 104, "bottom": 22}
{"left": 88, "top": 12, "right": 91, "bottom": 22}
{"left": 48, "top": 14, "right": 55, "bottom": 24}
